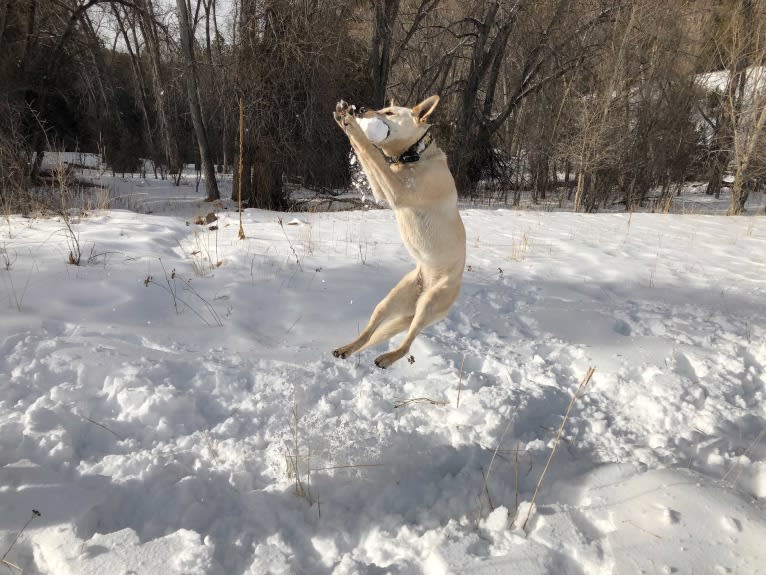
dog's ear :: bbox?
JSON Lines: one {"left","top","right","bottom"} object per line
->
{"left": 412, "top": 95, "right": 440, "bottom": 123}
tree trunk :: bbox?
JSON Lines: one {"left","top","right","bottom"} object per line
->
{"left": 369, "top": 0, "right": 400, "bottom": 107}
{"left": 21, "top": 0, "right": 37, "bottom": 73}
{"left": 113, "top": 7, "right": 156, "bottom": 163}
{"left": 729, "top": 84, "right": 766, "bottom": 214}
{"left": 705, "top": 158, "right": 725, "bottom": 198}
{"left": 712, "top": 1, "right": 756, "bottom": 210}
{"left": 176, "top": 0, "right": 219, "bottom": 200}
{"left": 0, "top": 0, "right": 9, "bottom": 52}
{"left": 575, "top": 171, "right": 591, "bottom": 212}
{"left": 728, "top": 175, "right": 749, "bottom": 215}
{"left": 140, "top": 0, "right": 180, "bottom": 180}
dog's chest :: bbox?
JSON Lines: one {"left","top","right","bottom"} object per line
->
{"left": 395, "top": 207, "right": 448, "bottom": 263}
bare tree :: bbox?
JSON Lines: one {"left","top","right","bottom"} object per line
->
{"left": 112, "top": 5, "right": 157, "bottom": 172}
{"left": 176, "top": 0, "right": 219, "bottom": 200}
{"left": 234, "top": 0, "right": 366, "bottom": 208}
{"left": 137, "top": 0, "right": 183, "bottom": 182}
{"left": 368, "top": 0, "right": 441, "bottom": 106}
{"left": 1, "top": 0, "right": 759, "bottom": 216}
{"left": 550, "top": 1, "right": 704, "bottom": 212}
{"left": 725, "top": 1, "right": 766, "bottom": 214}
{"left": 700, "top": 0, "right": 766, "bottom": 215}
{"left": 396, "top": 0, "right": 619, "bottom": 194}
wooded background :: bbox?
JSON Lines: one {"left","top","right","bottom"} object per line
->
{"left": 1, "top": 0, "right": 765, "bottom": 214}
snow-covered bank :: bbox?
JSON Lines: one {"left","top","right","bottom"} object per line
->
{"left": 1, "top": 202, "right": 765, "bottom": 574}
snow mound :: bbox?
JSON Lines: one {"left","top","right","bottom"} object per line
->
{"left": 1, "top": 203, "right": 765, "bottom": 573}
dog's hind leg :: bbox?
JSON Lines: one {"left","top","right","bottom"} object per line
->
{"left": 332, "top": 268, "right": 421, "bottom": 359}
{"left": 355, "top": 315, "right": 413, "bottom": 353}
{"left": 373, "top": 279, "right": 460, "bottom": 369}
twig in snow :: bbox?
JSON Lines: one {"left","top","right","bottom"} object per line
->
{"left": 481, "top": 418, "right": 513, "bottom": 519}
{"left": 456, "top": 354, "right": 466, "bottom": 408}
{"left": 393, "top": 397, "right": 448, "bottom": 408}
{"left": 284, "top": 315, "right": 302, "bottom": 339}
{"left": 81, "top": 415, "right": 124, "bottom": 440}
{"left": 622, "top": 519, "right": 662, "bottom": 539}
{"left": 722, "top": 426, "right": 766, "bottom": 485}
{"left": 480, "top": 466, "right": 495, "bottom": 512}
{"left": 310, "top": 463, "right": 385, "bottom": 472}
{"left": 522, "top": 366, "right": 595, "bottom": 532}
{"left": 514, "top": 440, "right": 521, "bottom": 517}
{"left": 2, "top": 510, "right": 41, "bottom": 570}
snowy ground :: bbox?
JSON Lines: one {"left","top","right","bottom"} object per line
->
{"left": 1, "top": 175, "right": 766, "bottom": 574}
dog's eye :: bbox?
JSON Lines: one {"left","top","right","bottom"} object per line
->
{"left": 384, "top": 111, "right": 395, "bottom": 116}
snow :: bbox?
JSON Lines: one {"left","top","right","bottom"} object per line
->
{"left": 357, "top": 117, "right": 390, "bottom": 144}
{"left": 1, "top": 175, "right": 766, "bottom": 574}
{"left": 35, "top": 152, "right": 103, "bottom": 171}
{"left": 698, "top": 66, "right": 766, "bottom": 94}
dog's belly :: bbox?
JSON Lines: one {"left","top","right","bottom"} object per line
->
{"left": 395, "top": 206, "right": 466, "bottom": 269}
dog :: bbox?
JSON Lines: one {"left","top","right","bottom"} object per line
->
{"left": 332, "top": 96, "right": 466, "bottom": 368}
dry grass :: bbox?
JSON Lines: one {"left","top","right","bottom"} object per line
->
{"left": 659, "top": 194, "right": 675, "bottom": 214}
{"left": 510, "top": 231, "right": 530, "bottom": 262}
{"left": 0, "top": 245, "right": 33, "bottom": 311}
{"left": 286, "top": 398, "right": 311, "bottom": 502}
{"left": 182, "top": 229, "right": 222, "bottom": 277}
{"left": 298, "top": 224, "right": 314, "bottom": 256}
{"left": 278, "top": 217, "right": 304, "bottom": 271}
{"left": 143, "top": 259, "right": 223, "bottom": 326}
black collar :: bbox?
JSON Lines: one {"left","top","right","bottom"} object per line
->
{"left": 381, "top": 128, "right": 433, "bottom": 165}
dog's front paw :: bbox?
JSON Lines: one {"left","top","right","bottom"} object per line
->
{"left": 336, "top": 100, "right": 351, "bottom": 115}
{"left": 334, "top": 100, "right": 360, "bottom": 134}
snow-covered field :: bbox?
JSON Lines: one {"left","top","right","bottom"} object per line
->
{"left": 1, "top": 177, "right": 765, "bottom": 574}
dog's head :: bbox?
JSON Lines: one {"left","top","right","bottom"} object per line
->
{"left": 356, "top": 95, "right": 440, "bottom": 156}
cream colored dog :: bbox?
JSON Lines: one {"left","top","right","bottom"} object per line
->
{"left": 332, "top": 96, "right": 466, "bottom": 368}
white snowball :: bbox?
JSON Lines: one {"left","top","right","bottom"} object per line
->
{"left": 357, "top": 117, "right": 389, "bottom": 143}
